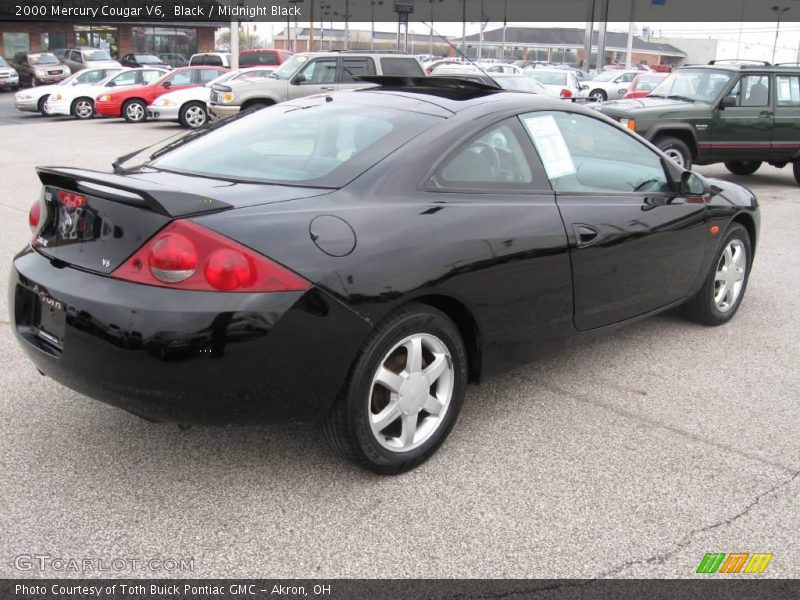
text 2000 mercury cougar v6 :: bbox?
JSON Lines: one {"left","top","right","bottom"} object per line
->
{"left": 10, "top": 77, "right": 759, "bottom": 474}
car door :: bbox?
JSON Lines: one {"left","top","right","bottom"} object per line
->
{"left": 609, "top": 72, "right": 636, "bottom": 99}
{"left": 339, "top": 57, "right": 376, "bottom": 90}
{"left": 519, "top": 110, "right": 708, "bottom": 331}
{"left": 287, "top": 57, "right": 339, "bottom": 100}
{"left": 712, "top": 73, "right": 773, "bottom": 159}
{"left": 771, "top": 73, "right": 800, "bottom": 160}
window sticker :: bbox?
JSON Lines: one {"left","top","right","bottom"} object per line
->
{"left": 522, "top": 115, "right": 576, "bottom": 179}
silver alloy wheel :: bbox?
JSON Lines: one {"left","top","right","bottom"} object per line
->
{"left": 75, "top": 99, "right": 92, "bottom": 119}
{"left": 183, "top": 104, "right": 206, "bottom": 128}
{"left": 368, "top": 333, "right": 454, "bottom": 453}
{"left": 664, "top": 148, "right": 685, "bottom": 168}
{"left": 41, "top": 95, "right": 52, "bottom": 115}
{"left": 714, "top": 239, "right": 746, "bottom": 312}
{"left": 126, "top": 102, "right": 145, "bottom": 121}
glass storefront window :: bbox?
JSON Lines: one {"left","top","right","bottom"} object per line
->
{"left": 133, "top": 27, "right": 197, "bottom": 66}
{"left": 3, "top": 32, "right": 29, "bottom": 58}
{"left": 74, "top": 26, "right": 118, "bottom": 57}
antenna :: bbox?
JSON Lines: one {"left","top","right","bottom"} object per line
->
{"left": 419, "top": 20, "right": 497, "bottom": 83}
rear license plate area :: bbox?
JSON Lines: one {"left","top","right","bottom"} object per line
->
{"left": 15, "top": 284, "right": 66, "bottom": 355}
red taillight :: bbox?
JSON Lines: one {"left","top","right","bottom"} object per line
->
{"left": 57, "top": 189, "right": 87, "bottom": 209}
{"left": 112, "top": 220, "right": 310, "bottom": 293}
{"left": 560, "top": 88, "right": 573, "bottom": 98}
{"left": 149, "top": 233, "right": 198, "bottom": 283}
{"left": 28, "top": 200, "right": 41, "bottom": 232}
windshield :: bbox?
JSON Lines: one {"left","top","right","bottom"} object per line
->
{"left": 29, "top": 53, "right": 59, "bottom": 65}
{"left": 83, "top": 49, "right": 113, "bottom": 61}
{"left": 530, "top": 71, "right": 567, "bottom": 86}
{"left": 0, "top": 57, "right": 7, "bottom": 68}
{"left": 135, "top": 54, "right": 162, "bottom": 64}
{"left": 271, "top": 54, "right": 309, "bottom": 79}
{"left": 649, "top": 69, "right": 734, "bottom": 102}
{"left": 152, "top": 102, "right": 438, "bottom": 186}
{"left": 634, "top": 75, "right": 666, "bottom": 91}
{"left": 495, "top": 76, "right": 546, "bottom": 93}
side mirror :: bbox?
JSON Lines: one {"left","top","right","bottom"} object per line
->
{"left": 681, "top": 171, "right": 706, "bottom": 196}
{"left": 106, "top": 81, "right": 115, "bottom": 87}
{"left": 581, "top": 84, "right": 589, "bottom": 91}
{"left": 292, "top": 73, "right": 306, "bottom": 84}
{"left": 162, "top": 80, "right": 171, "bottom": 88}
{"left": 719, "top": 96, "right": 736, "bottom": 109}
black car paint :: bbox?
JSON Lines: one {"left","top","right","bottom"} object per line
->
{"left": 10, "top": 90, "right": 760, "bottom": 423}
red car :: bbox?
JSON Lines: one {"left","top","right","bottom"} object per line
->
{"left": 239, "top": 48, "right": 292, "bottom": 67}
{"left": 95, "top": 66, "right": 228, "bottom": 122}
{"left": 623, "top": 73, "right": 668, "bottom": 99}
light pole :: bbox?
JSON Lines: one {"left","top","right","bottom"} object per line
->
{"left": 428, "top": 0, "right": 443, "bottom": 56}
{"left": 370, "top": 1, "right": 383, "bottom": 50}
{"left": 771, "top": 6, "right": 790, "bottom": 64}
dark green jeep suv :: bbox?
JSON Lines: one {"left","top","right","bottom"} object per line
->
{"left": 595, "top": 62, "right": 800, "bottom": 183}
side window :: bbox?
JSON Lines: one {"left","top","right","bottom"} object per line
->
{"left": 74, "top": 51, "right": 84, "bottom": 63}
{"left": 166, "top": 70, "right": 193, "bottom": 86}
{"left": 729, "top": 75, "right": 770, "bottom": 107}
{"left": 618, "top": 73, "right": 635, "bottom": 83}
{"left": 520, "top": 111, "right": 669, "bottom": 194}
{"left": 436, "top": 122, "right": 534, "bottom": 188}
{"left": 142, "top": 70, "right": 163, "bottom": 84}
{"left": 110, "top": 71, "right": 138, "bottom": 86}
{"left": 78, "top": 70, "right": 104, "bottom": 84}
{"left": 776, "top": 75, "right": 800, "bottom": 107}
{"left": 297, "top": 58, "right": 337, "bottom": 84}
{"left": 199, "top": 68, "right": 222, "bottom": 83}
{"left": 341, "top": 58, "right": 376, "bottom": 82}
{"left": 380, "top": 57, "right": 425, "bottom": 76}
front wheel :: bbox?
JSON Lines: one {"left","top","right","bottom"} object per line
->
{"left": 656, "top": 136, "right": 692, "bottom": 170}
{"left": 37, "top": 95, "right": 51, "bottom": 115}
{"left": 179, "top": 101, "right": 207, "bottom": 128}
{"left": 323, "top": 303, "right": 467, "bottom": 474}
{"left": 684, "top": 223, "right": 751, "bottom": 325}
{"left": 725, "top": 160, "right": 762, "bottom": 176}
{"left": 122, "top": 99, "right": 147, "bottom": 123}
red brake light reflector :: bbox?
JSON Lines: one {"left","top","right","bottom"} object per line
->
{"left": 28, "top": 200, "right": 41, "bottom": 232}
{"left": 560, "top": 88, "right": 573, "bottom": 98}
{"left": 112, "top": 220, "right": 310, "bottom": 293}
{"left": 57, "top": 189, "right": 87, "bottom": 209}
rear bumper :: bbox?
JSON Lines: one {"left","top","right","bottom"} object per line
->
{"left": 209, "top": 104, "right": 241, "bottom": 119}
{"left": 10, "top": 247, "right": 371, "bottom": 423}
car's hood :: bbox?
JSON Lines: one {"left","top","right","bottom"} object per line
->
{"left": 154, "top": 86, "right": 210, "bottom": 103}
{"left": 596, "top": 97, "right": 711, "bottom": 118}
{"left": 224, "top": 77, "right": 284, "bottom": 91}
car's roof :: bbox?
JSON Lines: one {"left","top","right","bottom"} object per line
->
{"left": 678, "top": 62, "right": 800, "bottom": 73}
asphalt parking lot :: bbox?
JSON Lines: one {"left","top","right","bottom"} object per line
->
{"left": 0, "top": 91, "right": 798, "bottom": 579}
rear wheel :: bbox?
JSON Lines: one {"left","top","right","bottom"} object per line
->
{"left": 655, "top": 136, "right": 692, "bottom": 170}
{"left": 590, "top": 89, "right": 607, "bottom": 102}
{"left": 179, "top": 101, "right": 207, "bottom": 129}
{"left": 725, "top": 160, "right": 762, "bottom": 175}
{"left": 122, "top": 99, "right": 147, "bottom": 123}
{"left": 684, "top": 223, "right": 751, "bottom": 325}
{"left": 72, "top": 97, "right": 94, "bottom": 120}
{"left": 323, "top": 303, "right": 467, "bottom": 474}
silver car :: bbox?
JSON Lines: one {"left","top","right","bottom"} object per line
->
{"left": 61, "top": 47, "right": 121, "bottom": 73}
{"left": 582, "top": 70, "right": 640, "bottom": 102}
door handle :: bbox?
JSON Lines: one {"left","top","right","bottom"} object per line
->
{"left": 573, "top": 224, "right": 600, "bottom": 248}
{"left": 320, "top": 86, "right": 336, "bottom": 91}
{"left": 759, "top": 110, "right": 774, "bottom": 118}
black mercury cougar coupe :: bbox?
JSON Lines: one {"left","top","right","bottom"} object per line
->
{"left": 10, "top": 77, "right": 759, "bottom": 474}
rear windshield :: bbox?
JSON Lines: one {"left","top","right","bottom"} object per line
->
{"left": 135, "top": 54, "right": 162, "bottom": 63}
{"left": 152, "top": 102, "right": 438, "bottom": 187}
{"left": 240, "top": 51, "right": 279, "bottom": 66}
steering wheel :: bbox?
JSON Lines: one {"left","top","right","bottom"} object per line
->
{"left": 471, "top": 142, "right": 501, "bottom": 171}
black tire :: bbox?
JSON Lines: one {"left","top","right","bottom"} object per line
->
{"left": 725, "top": 160, "right": 762, "bottom": 176}
{"left": 589, "top": 88, "right": 607, "bottom": 102}
{"left": 655, "top": 136, "right": 693, "bottom": 170}
{"left": 71, "top": 97, "right": 94, "bottom": 120}
{"left": 178, "top": 101, "right": 208, "bottom": 129}
{"left": 684, "top": 223, "right": 751, "bottom": 326}
{"left": 122, "top": 99, "right": 147, "bottom": 123}
{"left": 793, "top": 161, "right": 800, "bottom": 186}
{"left": 37, "top": 95, "right": 50, "bottom": 115}
{"left": 323, "top": 303, "right": 468, "bottom": 475}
